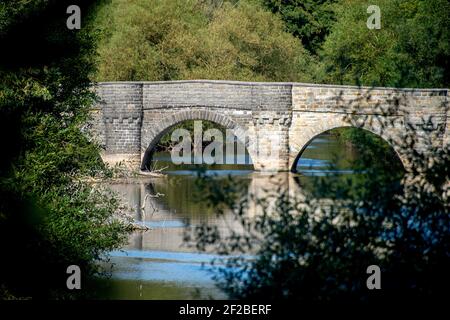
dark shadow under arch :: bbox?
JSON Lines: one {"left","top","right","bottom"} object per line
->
{"left": 141, "top": 110, "right": 252, "bottom": 171}
{"left": 290, "top": 126, "right": 406, "bottom": 173}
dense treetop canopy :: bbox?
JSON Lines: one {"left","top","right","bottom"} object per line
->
{"left": 93, "top": 0, "right": 315, "bottom": 82}
{"left": 319, "top": 0, "right": 450, "bottom": 88}
{"left": 91, "top": 0, "right": 449, "bottom": 88}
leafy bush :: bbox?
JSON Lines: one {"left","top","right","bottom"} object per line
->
{"left": 0, "top": 0, "right": 130, "bottom": 299}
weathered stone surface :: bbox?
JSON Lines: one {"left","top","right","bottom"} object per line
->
{"left": 90, "top": 80, "right": 449, "bottom": 172}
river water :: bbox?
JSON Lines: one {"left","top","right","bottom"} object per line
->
{"left": 97, "top": 133, "right": 358, "bottom": 299}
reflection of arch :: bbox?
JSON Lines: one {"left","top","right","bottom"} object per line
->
{"left": 290, "top": 124, "right": 406, "bottom": 172}
{"left": 141, "top": 110, "right": 252, "bottom": 170}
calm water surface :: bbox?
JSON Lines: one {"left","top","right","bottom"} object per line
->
{"left": 98, "top": 133, "right": 358, "bottom": 299}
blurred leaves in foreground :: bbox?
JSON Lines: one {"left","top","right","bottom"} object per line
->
{"left": 187, "top": 95, "right": 449, "bottom": 303}
{"left": 0, "top": 0, "right": 130, "bottom": 299}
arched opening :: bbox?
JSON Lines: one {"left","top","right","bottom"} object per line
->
{"left": 292, "top": 126, "right": 405, "bottom": 173}
{"left": 141, "top": 118, "right": 254, "bottom": 174}
{"left": 291, "top": 127, "right": 405, "bottom": 196}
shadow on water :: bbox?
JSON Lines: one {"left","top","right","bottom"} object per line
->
{"left": 96, "top": 132, "right": 376, "bottom": 299}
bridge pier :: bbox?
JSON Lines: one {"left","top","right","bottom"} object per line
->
{"left": 250, "top": 111, "right": 292, "bottom": 172}
{"left": 91, "top": 83, "right": 143, "bottom": 169}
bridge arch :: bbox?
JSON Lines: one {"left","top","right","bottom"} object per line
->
{"left": 289, "top": 122, "right": 407, "bottom": 172}
{"left": 141, "top": 109, "right": 254, "bottom": 170}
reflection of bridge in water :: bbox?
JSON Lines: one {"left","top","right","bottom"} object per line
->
{"left": 110, "top": 172, "right": 306, "bottom": 253}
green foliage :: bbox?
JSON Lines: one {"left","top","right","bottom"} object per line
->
{"left": 188, "top": 107, "right": 449, "bottom": 302}
{"left": 296, "top": 129, "right": 403, "bottom": 216}
{"left": 261, "top": 0, "right": 338, "bottom": 54}
{"left": 0, "top": 1, "right": 130, "bottom": 299}
{"left": 92, "top": 0, "right": 448, "bottom": 88}
{"left": 327, "top": 127, "right": 404, "bottom": 202}
{"left": 93, "top": 0, "right": 314, "bottom": 82}
{"left": 1, "top": 0, "right": 447, "bottom": 301}
{"left": 336, "top": 127, "right": 402, "bottom": 171}
{"left": 319, "top": 0, "right": 450, "bottom": 87}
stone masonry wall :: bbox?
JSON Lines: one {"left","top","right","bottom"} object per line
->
{"left": 289, "top": 85, "right": 448, "bottom": 168}
{"left": 95, "top": 83, "right": 143, "bottom": 154}
{"left": 92, "top": 80, "right": 449, "bottom": 172}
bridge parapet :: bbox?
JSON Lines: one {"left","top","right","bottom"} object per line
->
{"left": 140, "top": 81, "right": 292, "bottom": 110}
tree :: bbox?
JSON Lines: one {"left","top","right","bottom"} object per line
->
{"left": 319, "top": 0, "right": 450, "bottom": 88}
{"left": 261, "top": 0, "right": 338, "bottom": 54}
{"left": 93, "top": 0, "right": 314, "bottom": 82}
{"left": 0, "top": 0, "right": 129, "bottom": 299}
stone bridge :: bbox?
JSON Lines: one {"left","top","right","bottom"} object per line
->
{"left": 90, "top": 80, "right": 449, "bottom": 172}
